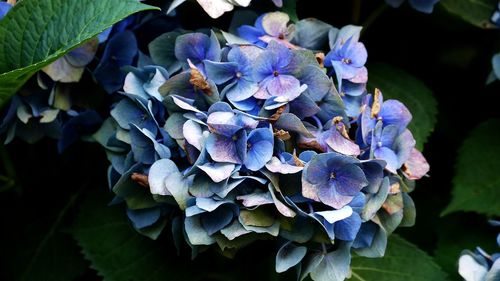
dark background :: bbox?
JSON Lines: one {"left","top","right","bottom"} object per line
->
{"left": 1, "top": 0, "right": 499, "bottom": 280}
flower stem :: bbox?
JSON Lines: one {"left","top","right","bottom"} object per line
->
{"left": 361, "top": 3, "right": 389, "bottom": 35}
{"left": 352, "top": 0, "right": 362, "bottom": 24}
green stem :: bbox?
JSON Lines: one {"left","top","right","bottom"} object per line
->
{"left": 352, "top": 0, "right": 362, "bottom": 24}
{"left": 20, "top": 186, "right": 85, "bottom": 281}
{"left": 361, "top": 3, "right": 389, "bottom": 35}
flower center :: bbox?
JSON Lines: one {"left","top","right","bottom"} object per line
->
{"left": 232, "top": 135, "right": 238, "bottom": 141}
{"left": 342, "top": 58, "right": 352, "bottom": 65}
{"left": 273, "top": 70, "right": 280, "bottom": 77}
{"left": 278, "top": 33, "right": 285, "bottom": 40}
{"left": 330, "top": 172, "right": 337, "bottom": 179}
{"left": 236, "top": 71, "right": 242, "bottom": 78}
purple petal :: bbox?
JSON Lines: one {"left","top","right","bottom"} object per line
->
{"left": 374, "top": 147, "right": 399, "bottom": 173}
{"left": 324, "top": 129, "right": 361, "bottom": 156}
{"left": 379, "top": 100, "right": 412, "bottom": 132}
{"left": 334, "top": 164, "right": 368, "bottom": 196}
{"left": 206, "top": 130, "right": 247, "bottom": 164}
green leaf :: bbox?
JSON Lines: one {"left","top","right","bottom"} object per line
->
{"left": 368, "top": 63, "right": 437, "bottom": 150}
{"left": 442, "top": 119, "right": 500, "bottom": 216}
{"left": 71, "top": 190, "right": 195, "bottom": 281}
{"left": 281, "top": 0, "right": 299, "bottom": 23}
{"left": 440, "top": 0, "right": 498, "bottom": 29}
{"left": 350, "top": 235, "right": 448, "bottom": 281}
{"left": 0, "top": 188, "right": 86, "bottom": 281}
{"left": 434, "top": 215, "right": 498, "bottom": 279}
{"left": 0, "top": 0, "right": 157, "bottom": 106}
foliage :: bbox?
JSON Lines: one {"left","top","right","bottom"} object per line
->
{"left": 1, "top": 0, "right": 500, "bottom": 280}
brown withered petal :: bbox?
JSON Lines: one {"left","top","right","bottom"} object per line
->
{"left": 131, "top": 173, "right": 149, "bottom": 188}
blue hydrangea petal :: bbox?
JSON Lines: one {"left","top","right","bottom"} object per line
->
{"left": 353, "top": 222, "right": 377, "bottom": 249}
{"left": 66, "top": 38, "right": 99, "bottom": 67}
{"left": 492, "top": 54, "right": 500, "bottom": 80}
{"left": 275, "top": 242, "right": 307, "bottom": 273}
{"left": 374, "top": 147, "right": 399, "bottom": 173}
{"left": 237, "top": 25, "right": 266, "bottom": 45}
{"left": 148, "top": 159, "right": 179, "bottom": 196}
{"left": 334, "top": 164, "right": 368, "bottom": 196}
{"left": 184, "top": 216, "right": 216, "bottom": 245}
{"left": 408, "top": 0, "right": 439, "bottom": 13}
{"left": 379, "top": 100, "right": 412, "bottom": 132}
{"left": 244, "top": 128, "right": 274, "bottom": 171}
{"left": 204, "top": 60, "right": 239, "bottom": 84}
{"left": 0, "top": 2, "right": 12, "bottom": 19}
{"left": 94, "top": 31, "right": 138, "bottom": 93}
{"left": 225, "top": 78, "right": 259, "bottom": 102}
{"left": 201, "top": 206, "right": 235, "bottom": 235}
{"left": 126, "top": 207, "right": 161, "bottom": 229}
{"left": 334, "top": 212, "right": 362, "bottom": 241}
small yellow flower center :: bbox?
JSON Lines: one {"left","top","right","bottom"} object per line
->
{"left": 342, "top": 58, "right": 352, "bottom": 64}
{"left": 273, "top": 70, "right": 280, "bottom": 77}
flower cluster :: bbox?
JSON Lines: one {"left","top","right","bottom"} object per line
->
{"left": 458, "top": 221, "right": 500, "bottom": 281}
{"left": 90, "top": 11, "right": 429, "bottom": 280}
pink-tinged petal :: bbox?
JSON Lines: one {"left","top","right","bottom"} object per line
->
{"left": 348, "top": 66, "right": 368, "bottom": 84}
{"left": 237, "top": 191, "right": 274, "bottom": 207}
{"left": 302, "top": 180, "right": 321, "bottom": 202}
{"left": 266, "top": 75, "right": 302, "bottom": 99}
{"left": 259, "top": 35, "right": 301, "bottom": 50}
{"left": 403, "top": 148, "right": 429, "bottom": 180}
{"left": 261, "top": 12, "right": 290, "bottom": 37}
{"left": 318, "top": 185, "right": 354, "bottom": 209}
{"left": 324, "top": 129, "right": 361, "bottom": 156}
{"left": 265, "top": 157, "right": 303, "bottom": 174}
{"left": 394, "top": 129, "right": 416, "bottom": 165}
{"left": 198, "top": 162, "right": 235, "bottom": 182}
{"left": 207, "top": 111, "right": 242, "bottom": 136}
{"left": 206, "top": 134, "right": 242, "bottom": 164}
{"left": 253, "top": 84, "right": 272, "bottom": 99}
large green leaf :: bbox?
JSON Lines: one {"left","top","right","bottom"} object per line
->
{"left": 0, "top": 0, "right": 157, "bottom": 106}
{"left": 350, "top": 235, "right": 448, "bottom": 281}
{"left": 434, "top": 215, "right": 498, "bottom": 279}
{"left": 440, "top": 0, "right": 497, "bottom": 29}
{"left": 368, "top": 63, "right": 437, "bottom": 150}
{"left": 442, "top": 119, "right": 500, "bottom": 216}
{"left": 0, "top": 188, "right": 86, "bottom": 281}
{"left": 71, "top": 190, "right": 195, "bottom": 281}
